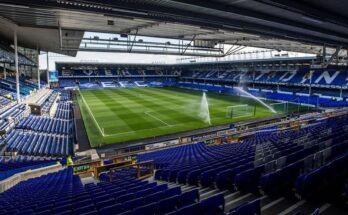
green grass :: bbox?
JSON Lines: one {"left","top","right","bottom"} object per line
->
{"left": 76, "top": 87, "right": 307, "bottom": 147}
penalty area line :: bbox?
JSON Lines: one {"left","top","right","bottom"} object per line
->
{"left": 144, "top": 111, "right": 171, "bottom": 126}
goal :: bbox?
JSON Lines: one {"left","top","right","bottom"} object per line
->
{"left": 269, "top": 102, "right": 288, "bottom": 113}
{"left": 226, "top": 104, "right": 255, "bottom": 119}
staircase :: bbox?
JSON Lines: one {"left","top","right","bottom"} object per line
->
{"left": 151, "top": 179, "right": 348, "bottom": 215}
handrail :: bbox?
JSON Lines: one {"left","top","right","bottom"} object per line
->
{"left": 107, "top": 160, "right": 155, "bottom": 181}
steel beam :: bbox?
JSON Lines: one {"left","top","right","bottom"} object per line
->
{"left": 323, "top": 46, "right": 341, "bottom": 68}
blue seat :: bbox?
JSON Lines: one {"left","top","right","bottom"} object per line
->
{"left": 74, "top": 204, "right": 96, "bottom": 214}
{"left": 229, "top": 198, "right": 261, "bottom": 215}
{"left": 15, "top": 209, "right": 34, "bottom": 215}
{"left": 200, "top": 193, "right": 225, "bottom": 215}
{"left": 95, "top": 199, "right": 115, "bottom": 209}
{"left": 122, "top": 197, "right": 144, "bottom": 212}
{"left": 144, "top": 191, "right": 163, "bottom": 204}
{"left": 167, "top": 203, "right": 201, "bottom": 215}
{"left": 153, "top": 184, "right": 168, "bottom": 192}
{"left": 158, "top": 195, "right": 179, "bottom": 214}
{"left": 136, "top": 188, "right": 153, "bottom": 198}
{"left": 133, "top": 202, "right": 157, "bottom": 215}
{"left": 154, "top": 169, "right": 163, "bottom": 180}
{"left": 56, "top": 210, "right": 73, "bottom": 215}
{"left": 187, "top": 169, "right": 202, "bottom": 185}
{"left": 164, "top": 187, "right": 181, "bottom": 198}
{"left": 117, "top": 193, "right": 135, "bottom": 203}
{"left": 79, "top": 210, "right": 99, "bottom": 215}
{"left": 235, "top": 165, "right": 265, "bottom": 192}
{"left": 119, "top": 211, "right": 132, "bottom": 215}
{"left": 178, "top": 189, "right": 199, "bottom": 207}
{"left": 35, "top": 210, "right": 51, "bottom": 215}
{"left": 99, "top": 203, "right": 123, "bottom": 215}
{"left": 54, "top": 204, "right": 72, "bottom": 213}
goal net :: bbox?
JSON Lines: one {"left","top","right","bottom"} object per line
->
{"left": 226, "top": 104, "right": 255, "bottom": 119}
{"left": 269, "top": 102, "right": 288, "bottom": 113}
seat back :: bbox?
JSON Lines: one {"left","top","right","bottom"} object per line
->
{"left": 200, "top": 193, "right": 225, "bottom": 215}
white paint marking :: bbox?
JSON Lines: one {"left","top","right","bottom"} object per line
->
{"left": 79, "top": 91, "right": 104, "bottom": 136}
{"left": 144, "top": 111, "right": 171, "bottom": 126}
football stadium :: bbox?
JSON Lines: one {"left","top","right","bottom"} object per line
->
{"left": 0, "top": 1, "right": 348, "bottom": 215}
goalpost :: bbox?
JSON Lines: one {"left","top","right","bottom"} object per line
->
{"left": 269, "top": 102, "right": 289, "bottom": 113}
{"left": 226, "top": 104, "right": 255, "bottom": 119}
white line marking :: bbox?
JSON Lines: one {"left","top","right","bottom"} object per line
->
{"left": 278, "top": 200, "right": 306, "bottom": 215}
{"left": 144, "top": 111, "right": 171, "bottom": 126}
{"left": 103, "top": 125, "right": 171, "bottom": 137}
{"left": 79, "top": 91, "right": 104, "bottom": 136}
{"left": 261, "top": 197, "right": 285, "bottom": 211}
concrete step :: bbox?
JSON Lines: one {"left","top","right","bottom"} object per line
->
{"left": 262, "top": 197, "right": 298, "bottom": 215}
{"left": 224, "top": 193, "right": 258, "bottom": 212}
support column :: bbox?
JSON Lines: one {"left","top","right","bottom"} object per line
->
{"left": 46, "top": 52, "right": 49, "bottom": 86}
{"left": 309, "top": 70, "right": 313, "bottom": 95}
{"left": 322, "top": 44, "right": 326, "bottom": 65}
{"left": 3, "top": 63, "right": 5, "bottom": 79}
{"left": 14, "top": 29, "right": 20, "bottom": 102}
{"left": 37, "top": 48, "right": 40, "bottom": 89}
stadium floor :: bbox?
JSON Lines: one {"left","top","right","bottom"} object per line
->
{"left": 76, "top": 87, "right": 307, "bottom": 147}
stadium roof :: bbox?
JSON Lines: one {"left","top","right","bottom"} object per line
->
{"left": 0, "top": 0, "right": 347, "bottom": 57}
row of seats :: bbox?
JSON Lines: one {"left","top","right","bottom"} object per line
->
{"left": 17, "top": 115, "right": 72, "bottom": 135}
{"left": 1, "top": 90, "right": 74, "bottom": 158}
{"left": 0, "top": 104, "right": 27, "bottom": 131}
{"left": 41, "top": 91, "right": 58, "bottom": 113}
{"left": 4, "top": 130, "right": 71, "bottom": 157}
{"left": 296, "top": 152, "right": 348, "bottom": 201}
{"left": 0, "top": 168, "right": 225, "bottom": 215}
{"left": 0, "top": 158, "right": 57, "bottom": 180}
{"left": 0, "top": 104, "right": 27, "bottom": 120}
{"left": 54, "top": 102, "right": 73, "bottom": 120}
{"left": 147, "top": 116, "right": 348, "bottom": 205}
{"left": 0, "top": 96, "right": 11, "bottom": 109}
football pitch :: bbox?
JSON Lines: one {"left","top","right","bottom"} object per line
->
{"left": 76, "top": 87, "right": 307, "bottom": 147}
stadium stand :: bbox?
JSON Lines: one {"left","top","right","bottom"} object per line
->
{"left": 0, "top": 113, "right": 346, "bottom": 214}
{"left": 0, "top": 157, "right": 57, "bottom": 180}
{"left": 2, "top": 1, "right": 348, "bottom": 214}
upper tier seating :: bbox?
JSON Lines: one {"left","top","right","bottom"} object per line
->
{"left": 0, "top": 78, "right": 37, "bottom": 96}
{"left": 181, "top": 69, "right": 348, "bottom": 88}
{"left": 178, "top": 82, "right": 348, "bottom": 107}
